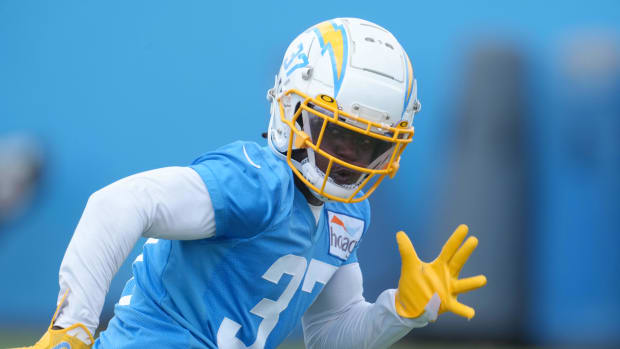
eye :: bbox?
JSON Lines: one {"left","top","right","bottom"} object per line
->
{"left": 357, "top": 138, "right": 372, "bottom": 148}
{"left": 328, "top": 127, "right": 341, "bottom": 136}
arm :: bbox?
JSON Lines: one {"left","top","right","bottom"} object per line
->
{"left": 302, "top": 225, "right": 487, "bottom": 349}
{"left": 54, "top": 166, "right": 215, "bottom": 336}
{"left": 301, "top": 263, "right": 437, "bottom": 349}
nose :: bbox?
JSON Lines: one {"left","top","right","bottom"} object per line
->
{"left": 332, "top": 135, "right": 359, "bottom": 162}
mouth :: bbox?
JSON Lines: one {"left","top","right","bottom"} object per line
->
{"left": 330, "top": 165, "right": 360, "bottom": 185}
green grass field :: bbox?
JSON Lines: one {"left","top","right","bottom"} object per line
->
{"left": 0, "top": 331, "right": 542, "bottom": 349}
{"left": 0, "top": 331, "right": 40, "bottom": 348}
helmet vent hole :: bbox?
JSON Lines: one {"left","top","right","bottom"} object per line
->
{"left": 385, "top": 43, "right": 394, "bottom": 50}
{"left": 364, "top": 37, "right": 375, "bottom": 43}
{"left": 362, "top": 68, "right": 395, "bottom": 81}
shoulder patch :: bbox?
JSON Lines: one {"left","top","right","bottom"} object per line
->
{"left": 327, "top": 210, "right": 364, "bottom": 260}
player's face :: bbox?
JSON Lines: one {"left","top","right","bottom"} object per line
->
{"left": 306, "top": 104, "right": 394, "bottom": 185}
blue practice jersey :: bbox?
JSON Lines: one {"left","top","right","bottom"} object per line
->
{"left": 105, "top": 141, "right": 370, "bottom": 349}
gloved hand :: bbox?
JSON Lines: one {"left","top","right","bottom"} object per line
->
{"left": 13, "top": 324, "right": 94, "bottom": 349}
{"left": 395, "top": 224, "right": 487, "bottom": 320}
{"left": 12, "top": 291, "right": 94, "bottom": 349}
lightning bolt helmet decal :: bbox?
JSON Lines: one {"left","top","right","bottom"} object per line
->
{"left": 402, "top": 53, "right": 414, "bottom": 118}
{"left": 312, "top": 20, "right": 349, "bottom": 98}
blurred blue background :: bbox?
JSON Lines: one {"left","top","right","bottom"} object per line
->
{"left": 1, "top": 0, "right": 619, "bottom": 347}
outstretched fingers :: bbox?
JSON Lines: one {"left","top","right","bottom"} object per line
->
{"left": 437, "top": 224, "right": 468, "bottom": 262}
{"left": 449, "top": 300, "right": 476, "bottom": 319}
{"left": 453, "top": 275, "right": 487, "bottom": 294}
{"left": 448, "top": 236, "right": 478, "bottom": 276}
{"left": 396, "top": 231, "right": 421, "bottom": 268}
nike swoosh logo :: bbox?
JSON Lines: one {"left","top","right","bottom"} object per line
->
{"left": 243, "top": 145, "right": 261, "bottom": 169}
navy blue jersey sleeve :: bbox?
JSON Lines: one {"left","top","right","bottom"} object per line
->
{"left": 190, "top": 141, "right": 292, "bottom": 239}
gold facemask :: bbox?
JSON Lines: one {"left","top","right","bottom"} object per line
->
{"left": 278, "top": 89, "right": 414, "bottom": 203}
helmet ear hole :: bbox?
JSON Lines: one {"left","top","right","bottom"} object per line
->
{"left": 291, "top": 148, "right": 308, "bottom": 162}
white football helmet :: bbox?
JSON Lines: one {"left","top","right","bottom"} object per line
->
{"left": 267, "top": 18, "right": 421, "bottom": 203}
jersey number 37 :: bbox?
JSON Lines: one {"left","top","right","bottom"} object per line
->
{"left": 217, "top": 254, "right": 337, "bottom": 349}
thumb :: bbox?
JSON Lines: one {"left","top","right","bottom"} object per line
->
{"left": 396, "top": 231, "right": 421, "bottom": 268}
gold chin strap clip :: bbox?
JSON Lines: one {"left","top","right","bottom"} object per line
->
{"left": 294, "top": 131, "right": 310, "bottom": 149}
{"left": 388, "top": 157, "right": 401, "bottom": 179}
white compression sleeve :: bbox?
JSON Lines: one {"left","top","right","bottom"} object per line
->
{"left": 54, "top": 166, "right": 215, "bottom": 335}
{"left": 302, "top": 263, "right": 433, "bottom": 349}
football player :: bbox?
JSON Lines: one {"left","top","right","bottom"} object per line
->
{"left": 17, "top": 18, "right": 486, "bottom": 349}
